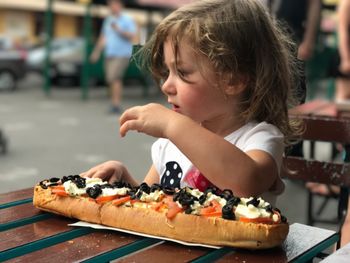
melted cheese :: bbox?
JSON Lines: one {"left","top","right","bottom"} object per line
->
{"left": 101, "top": 187, "right": 130, "bottom": 197}
{"left": 235, "top": 203, "right": 272, "bottom": 219}
{"left": 204, "top": 193, "right": 227, "bottom": 207}
{"left": 138, "top": 190, "right": 164, "bottom": 202}
{"left": 63, "top": 177, "right": 107, "bottom": 196}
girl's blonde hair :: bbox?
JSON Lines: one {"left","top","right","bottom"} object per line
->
{"left": 139, "top": 0, "right": 302, "bottom": 143}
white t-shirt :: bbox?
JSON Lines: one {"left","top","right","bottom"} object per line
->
{"left": 151, "top": 121, "right": 285, "bottom": 205}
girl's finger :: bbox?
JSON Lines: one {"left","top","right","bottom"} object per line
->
{"left": 120, "top": 120, "right": 142, "bottom": 137}
{"left": 92, "top": 170, "right": 108, "bottom": 180}
{"left": 119, "top": 107, "right": 139, "bottom": 126}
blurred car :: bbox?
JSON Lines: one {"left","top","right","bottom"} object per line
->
{"left": 27, "top": 38, "right": 106, "bottom": 86}
{"left": 0, "top": 36, "right": 27, "bottom": 91}
{"left": 27, "top": 37, "right": 90, "bottom": 85}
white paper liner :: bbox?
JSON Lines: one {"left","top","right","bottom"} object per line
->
{"left": 69, "top": 221, "right": 221, "bottom": 249}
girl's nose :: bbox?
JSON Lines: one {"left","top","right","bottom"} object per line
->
{"left": 161, "top": 77, "right": 176, "bottom": 96}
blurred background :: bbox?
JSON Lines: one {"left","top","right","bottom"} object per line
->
{"left": 0, "top": 0, "right": 344, "bottom": 230}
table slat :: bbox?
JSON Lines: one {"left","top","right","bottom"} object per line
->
{"left": 216, "top": 223, "right": 337, "bottom": 263}
{"left": 1, "top": 203, "right": 43, "bottom": 224}
{"left": 0, "top": 227, "right": 93, "bottom": 261}
{"left": 0, "top": 213, "right": 53, "bottom": 232}
{"left": 8, "top": 231, "right": 141, "bottom": 263}
{"left": 118, "top": 241, "right": 212, "bottom": 263}
{"left": 191, "top": 247, "right": 233, "bottom": 263}
{"left": 82, "top": 238, "right": 162, "bottom": 263}
{"left": 216, "top": 247, "right": 287, "bottom": 263}
{"left": 0, "top": 188, "right": 33, "bottom": 205}
{"left": 0, "top": 217, "right": 74, "bottom": 251}
{"left": 0, "top": 198, "right": 33, "bottom": 210}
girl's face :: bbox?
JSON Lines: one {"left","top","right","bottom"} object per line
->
{"left": 161, "top": 39, "right": 240, "bottom": 133}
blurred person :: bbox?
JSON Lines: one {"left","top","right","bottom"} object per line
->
{"left": 90, "top": 0, "right": 136, "bottom": 114}
{"left": 275, "top": 0, "right": 321, "bottom": 62}
{"left": 338, "top": 0, "right": 350, "bottom": 247}
{"left": 335, "top": 0, "right": 350, "bottom": 101}
{"left": 274, "top": 0, "right": 321, "bottom": 158}
{"left": 81, "top": 0, "right": 302, "bottom": 206}
{"left": 306, "top": 0, "right": 350, "bottom": 247}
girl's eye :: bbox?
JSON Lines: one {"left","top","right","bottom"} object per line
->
{"left": 161, "top": 69, "right": 169, "bottom": 78}
{"left": 177, "top": 69, "right": 188, "bottom": 78}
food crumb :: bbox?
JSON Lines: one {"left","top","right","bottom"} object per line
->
{"left": 68, "top": 240, "right": 74, "bottom": 244}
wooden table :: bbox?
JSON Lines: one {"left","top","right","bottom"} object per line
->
{"left": 1, "top": 188, "right": 339, "bottom": 262}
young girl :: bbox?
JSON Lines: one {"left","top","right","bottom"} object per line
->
{"left": 82, "top": 0, "right": 300, "bottom": 205}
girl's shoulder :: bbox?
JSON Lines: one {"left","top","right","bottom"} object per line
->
{"left": 225, "top": 121, "right": 283, "bottom": 141}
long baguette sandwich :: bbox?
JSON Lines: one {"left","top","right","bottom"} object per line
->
{"left": 33, "top": 175, "right": 289, "bottom": 249}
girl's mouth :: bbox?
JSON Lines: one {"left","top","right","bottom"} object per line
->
{"left": 172, "top": 104, "right": 180, "bottom": 112}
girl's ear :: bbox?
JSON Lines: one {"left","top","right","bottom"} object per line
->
{"left": 224, "top": 83, "right": 246, "bottom": 96}
{"left": 224, "top": 76, "right": 248, "bottom": 96}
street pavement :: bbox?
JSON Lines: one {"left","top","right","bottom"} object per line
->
{"left": 0, "top": 74, "right": 339, "bottom": 232}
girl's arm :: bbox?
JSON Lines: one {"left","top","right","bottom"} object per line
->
{"left": 297, "top": 0, "right": 321, "bottom": 60}
{"left": 338, "top": 0, "right": 350, "bottom": 74}
{"left": 166, "top": 116, "right": 278, "bottom": 197}
{"left": 143, "top": 164, "right": 160, "bottom": 185}
{"left": 120, "top": 104, "right": 279, "bottom": 197}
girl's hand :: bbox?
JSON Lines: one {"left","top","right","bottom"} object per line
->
{"left": 340, "top": 59, "right": 350, "bottom": 75}
{"left": 80, "top": 161, "right": 126, "bottom": 184}
{"left": 119, "top": 103, "right": 178, "bottom": 138}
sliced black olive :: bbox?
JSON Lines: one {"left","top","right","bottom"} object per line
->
{"left": 246, "top": 197, "right": 260, "bottom": 207}
{"left": 86, "top": 186, "right": 102, "bottom": 199}
{"left": 48, "top": 182, "right": 59, "bottom": 187}
{"left": 222, "top": 204, "right": 235, "bottom": 220}
{"left": 163, "top": 187, "right": 175, "bottom": 195}
{"left": 93, "top": 184, "right": 102, "bottom": 189}
{"left": 74, "top": 177, "right": 86, "bottom": 188}
{"left": 220, "top": 189, "right": 233, "bottom": 201}
{"left": 113, "top": 181, "right": 125, "bottom": 188}
{"left": 39, "top": 180, "right": 48, "bottom": 189}
{"left": 173, "top": 192, "right": 181, "bottom": 202}
{"left": 128, "top": 188, "right": 138, "bottom": 199}
{"left": 101, "top": 183, "right": 114, "bottom": 189}
{"left": 136, "top": 190, "right": 143, "bottom": 199}
{"left": 139, "top": 182, "right": 150, "bottom": 194}
{"left": 204, "top": 186, "right": 218, "bottom": 195}
{"left": 199, "top": 194, "right": 207, "bottom": 205}
{"left": 226, "top": 196, "right": 240, "bottom": 207}
{"left": 61, "top": 176, "right": 69, "bottom": 183}
{"left": 274, "top": 207, "right": 281, "bottom": 214}
{"left": 178, "top": 193, "right": 195, "bottom": 206}
{"left": 49, "top": 177, "right": 60, "bottom": 182}
{"left": 125, "top": 182, "right": 133, "bottom": 189}
{"left": 264, "top": 204, "right": 273, "bottom": 213}
{"left": 150, "top": 183, "right": 162, "bottom": 192}
{"left": 185, "top": 207, "right": 192, "bottom": 214}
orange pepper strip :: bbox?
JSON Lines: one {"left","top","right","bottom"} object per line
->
{"left": 200, "top": 200, "right": 222, "bottom": 216}
{"left": 202, "top": 211, "right": 223, "bottom": 217}
{"left": 96, "top": 194, "right": 119, "bottom": 204}
{"left": 151, "top": 201, "right": 165, "bottom": 211}
{"left": 200, "top": 206, "right": 216, "bottom": 215}
{"left": 51, "top": 186, "right": 68, "bottom": 197}
{"left": 112, "top": 196, "right": 131, "bottom": 206}
{"left": 166, "top": 201, "right": 183, "bottom": 219}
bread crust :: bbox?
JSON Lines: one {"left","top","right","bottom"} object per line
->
{"left": 33, "top": 185, "right": 289, "bottom": 249}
